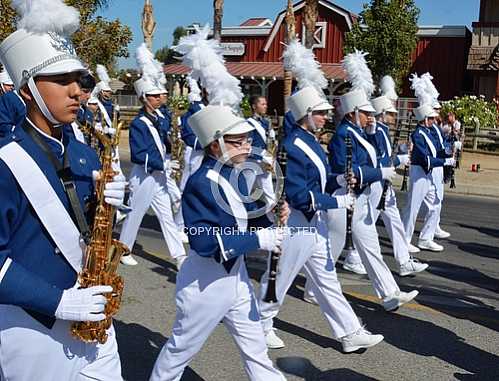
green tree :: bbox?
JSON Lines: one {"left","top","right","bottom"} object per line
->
{"left": 172, "top": 26, "right": 187, "bottom": 45}
{"left": 0, "top": 0, "right": 16, "bottom": 42}
{"left": 0, "top": 0, "right": 132, "bottom": 70}
{"left": 344, "top": 0, "right": 420, "bottom": 89}
{"left": 154, "top": 27, "right": 188, "bottom": 64}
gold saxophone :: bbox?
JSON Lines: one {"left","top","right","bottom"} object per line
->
{"left": 71, "top": 112, "right": 129, "bottom": 344}
{"left": 169, "top": 105, "right": 186, "bottom": 184}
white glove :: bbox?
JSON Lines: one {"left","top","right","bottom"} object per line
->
{"left": 164, "top": 159, "right": 181, "bottom": 172}
{"left": 257, "top": 228, "right": 284, "bottom": 252}
{"left": 55, "top": 285, "right": 112, "bottom": 322}
{"left": 103, "top": 172, "right": 127, "bottom": 207}
{"left": 336, "top": 174, "right": 347, "bottom": 188}
{"left": 94, "top": 123, "right": 103, "bottom": 132}
{"left": 454, "top": 141, "right": 462, "bottom": 151}
{"left": 336, "top": 193, "right": 355, "bottom": 210}
{"left": 365, "top": 123, "right": 376, "bottom": 135}
{"left": 397, "top": 154, "right": 410, "bottom": 167}
{"left": 381, "top": 167, "right": 396, "bottom": 181}
{"left": 106, "top": 127, "right": 116, "bottom": 136}
{"left": 445, "top": 158, "right": 456, "bottom": 167}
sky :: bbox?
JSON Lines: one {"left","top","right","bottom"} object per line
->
{"left": 97, "top": 0, "right": 480, "bottom": 69}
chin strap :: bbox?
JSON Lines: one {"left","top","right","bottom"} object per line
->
{"left": 355, "top": 108, "right": 361, "bottom": 128}
{"left": 27, "top": 77, "right": 62, "bottom": 126}
{"left": 218, "top": 137, "right": 231, "bottom": 163}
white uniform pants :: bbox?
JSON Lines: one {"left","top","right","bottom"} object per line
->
{"left": 328, "top": 188, "right": 400, "bottom": 299}
{"left": 150, "top": 254, "right": 284, "bottom": 381}
{"left": 401, "top": 165, "right": 441, "bottom": 244}
{"left": 0, "top": 306, "right": 121, "bottom": 381}
{"left": 419, "top": 166, "right": 444, "bottom": 241}
{"left": 258, "top": 209, "right": 361, "bottom": 339}
{"left": 119, "top": 165, "right": 185, "bottom": 259}
{"left": 346, "top": 183, "right": 410, "bottom": 267}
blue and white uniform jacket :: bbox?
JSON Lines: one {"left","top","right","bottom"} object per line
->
{"left": 410, "top": 124, "right": 446, "bottom": 174}
{"left": 182, "top": 156, "right": 272, "bottom": 272}
{"left": 77, "top": 105, "right": 94, "bottom": 126}
{"left": 180, "top": 101, "right": 205, "bottom": 150}
{"left": 0, "top": 121, "right": 100, "bottom": 328}
{"left": 284, "top": 124, "right": 342, "bottom": 222}
{"left": 129, "top": 109, "right": 171, "bottom": 173}
{"left": 328, "top": 119, "right": 382, "bottom": 194}
{"left": 247, "top": 115, "right": 270, "bottom": 151}
{"left": 370, "top": 122, "right": 401, "bottom": 168}
{"left": 0, "top": 91, "right": 26, "bottom": 138}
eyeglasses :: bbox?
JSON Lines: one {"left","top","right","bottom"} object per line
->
{"left": 224, "top": 137, "right": 253, "bottom": 148}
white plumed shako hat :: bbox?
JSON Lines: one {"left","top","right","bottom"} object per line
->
{"left": 288, "top": 86, "right": 333, "bottom": 121}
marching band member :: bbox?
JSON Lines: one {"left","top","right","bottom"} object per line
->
{"left": 0, "top": 68, "right": 26, "bottom": 137}
{"left": 369, "top": 92, "right": 429, "bottom": 276}
{"left": 178, "top": 76, "right": 207, "bottom": 191}
{"left": 0, "top": 0, "right": 126, "bottom": 379}
{"left": 150, "top": 25, "right": 286, "bottom": 381}
{"left": 93, "top": 64, "right": 118, "bottom": 134}
{"left": 328, "top": 51, "right": 418, "bottom": 312}
{"left": 258, "top": 41, "right": 384, "bottom": 353}
{"left": 119, "top": 44, "right": 186, "bottom": 268}
{"left": 401, "top": 75, "right": 455, "bottom": 252}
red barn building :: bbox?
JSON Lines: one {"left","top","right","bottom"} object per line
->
{"left": 164, "top": 0, "right": 472, "bottom": 113}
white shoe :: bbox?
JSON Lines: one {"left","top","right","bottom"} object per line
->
{"left": 343, "top": 262, "right": 367, "bottom": 275}
{"left": 399, "top": 258, "right": 429, "bottom": 276}
{"left": 303, "top": 294, "right": 319, "bottom": 305}
{"left": 434, "top": 229, "right": 451, "bottom": 239}
{"left": 417, "top": 239, "right": 444, "bottom": 252}
{"left": 341, "top": 327, "right": 384, "bottom": 353}
{"left": 265, "top": 329, "right": 285, "bottom": 349}
{"left": 175, "top": 255, "right": 187, "bottom": 270}
{"left": 383, "top": 290, "right": 419, "bottom": 311}
{"left": 407, "top": 243, "right": 420, "bottom": 253}
{"left": 179, "top": 231, "right": 189, "bottom": 244}
{"left": 120, "top": 254, "right": 138, "bottom": 266}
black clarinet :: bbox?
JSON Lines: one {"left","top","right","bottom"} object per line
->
{"left": 400, "top": 113, "right": 414, "bottom": 192}
{"left": 343, "top": 135, "right": 355, "bottom": 253}
{"left": 377, "top": 117, "right": 403, "bottom": 210}
{"left": 263, "top": 115, "right": 287, "bottom": 304}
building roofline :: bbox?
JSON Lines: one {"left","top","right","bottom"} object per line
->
{"left": 417, "top": 25, "right": 471, "bottom": 37}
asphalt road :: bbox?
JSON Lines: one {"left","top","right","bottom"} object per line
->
{"left": 114, "top": 155, "right": 499, "bottom": 381}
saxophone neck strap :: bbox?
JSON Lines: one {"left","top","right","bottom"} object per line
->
{"left": 22, "top": 122, "right": 91, "bottom": 244}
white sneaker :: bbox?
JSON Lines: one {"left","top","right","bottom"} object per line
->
{"left": 399, "top": 258, "right": 429, "bottom": 276}
{"left": 265, "top": 329, "right": 285, "bottom": 349}
{"left": 407, "top": 243, "right": 420, "bottom": 253}
{"left": 343, "top": 262, "right": 367, "bottom": 275}
{"left": 383, "top": 290, "right": 419, "bottom": 311}
{"left": 179, "top": 231, "right": 189, "bottom": 244}
{"left": 417, "top": 239, "right": 444, "bottom": 252}
{"left": 434, "top": 229, "right": 451, "bottom": 239}
{"left": 303, "top": 294, "right": 319, "bottom": 305}
{"left": 341, "top": 327, "right": 384, "bottom": 353}
{"left": 120, "top": 254, "right": 138, "bottom": 266}
{"left": 175, "top": 255, "right": 187, "bottom": 270}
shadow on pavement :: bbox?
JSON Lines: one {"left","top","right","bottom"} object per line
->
{"left": 132, "top": 243, "right": 179, "bottom": 284}
{"left": 115, "top": 319, "right": 205, "bottom": 381}
{"left": 450, "top": 240, "right": 499, "bottom": 261}
{"left": 346, "top": 295, "right": 499, "bottom": 379}
{"left": 426, "top": 260, "right": 499, "bottom": 293}
{"left": 276, "top": 356, "right": 379, "bottom": 380}
{"left": 457, "top": 223, "right": 499, "bottom": 239}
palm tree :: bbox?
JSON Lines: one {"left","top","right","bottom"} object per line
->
{"left": 213, "top": 0, "right": 224, "bottom": 41}
{"left": 304, "top": 0, "right": 318, "bottom": 48}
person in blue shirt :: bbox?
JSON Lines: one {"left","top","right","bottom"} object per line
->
{"left": 401, "top": 103, "right": 455, "bottom": 252}
{"left": 150, "top": 104, "right": 287, "bottom": 381}
{"left": 257, "top": 86, "right": 384, "bottom": 353}
{"left": 0, "top": 66, "right": 26, "bottom": 138}
{"left": 0, "top": 1, "right": 125, "bottom": 379}
{"left": 328, "top": 88, "right": 419, "bottom": 312}
{"left": 118, "top": 75, "right": 186, "bottom": 268}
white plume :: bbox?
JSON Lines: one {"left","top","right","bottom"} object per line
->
{"left": 174, "top": 24, "right": 243, "bottom": 109}
{"left": 410, "top": 73, "right": 433, "bottom": 106}
{"left": 135, "top": 43, "right": 164, "bottom": 88}
{"left": 96, "top": 64, "right": 110, "bottom": 84}
{"left": 282, "top": 39, "right": 327, "bottom": 94}
{"left": 187, "top": 74, "right": 202, "bottom": 103}
{"left": 12, "top": 0, "right": 80, "bottom": 36}
{"left": 342, "top": 49, "right": 375, "bottom": 97}
{"left": 420, "top": 72, "right": 439, "bottom": 102}
{"left": 380, "top": 75, "right": 398, "bottom": 101}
